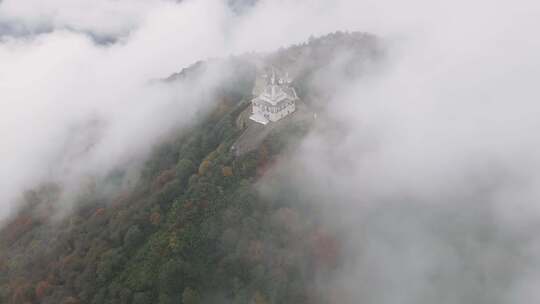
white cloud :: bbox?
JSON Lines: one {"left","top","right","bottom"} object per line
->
{"left": 2, "top": 0, "right": 540, "bottom": 301}
{"left": 0, "top": 0, "right": 236, "bottom": 222}
{"left": 0, "top": 0, "right": 159, "bottom": 38}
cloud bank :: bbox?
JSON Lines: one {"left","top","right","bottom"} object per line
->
{"left": 0, "top": 0, "right": 383, "bottom": 225}
{"left": 257, "top": 0, "right": 540, "bottom": 303}
{"left": 0, "top": 0, "right": 234, "bottom": 222}
{"left": 2, "top": 0, "right": 540, "bottom": 302}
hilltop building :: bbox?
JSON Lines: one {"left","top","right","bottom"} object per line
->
{"left": 249, "top": 69, "right": 298, "bottom": 125}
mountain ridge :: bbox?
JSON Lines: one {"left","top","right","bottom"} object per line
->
{"left": 0, "top": 31, "right": 382, "bottom": 304}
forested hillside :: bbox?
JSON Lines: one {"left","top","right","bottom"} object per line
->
{"left": 0, "top": 32, "right": 381, "bottom": 304}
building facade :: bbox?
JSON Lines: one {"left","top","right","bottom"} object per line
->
{"left": 249, "top": 70, "right": 298, "bottom": 125}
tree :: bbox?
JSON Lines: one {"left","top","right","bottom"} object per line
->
{"left": 62, "top": 296, "right": 81, "bottom": 304}
{"left": 198, "top": 160, "right": 211, "bottom": 176}
{"left": 158, "top": 259, "right": 187, "bottom": 301}
{"left": 247, "top": 240, "right": 264, "bottom": 262}
{"left": 149, "top": 212, "right": 161, "bottom": 226}
{"left": 96, "top": 249, "right": 124, "bottom": 285}
{"left": 153, "top": 179, "right": 183, "bottom": 209}
{"left": 252, "top": 291, "right": 268, "bottom": 304}
{"left": 182, "top": 287, "right": 200, "bottom": 304}
{"left": 35, "top": 280, "right": 50, "bottom": 300}
{"left": 132, "top": 292, "right": 152, "bottom": 304}
{"left": 124, "top": 225, "right": 143, "bottom": 250}
{"left": 176, "top": 159, "right": 196, "bottom": 183}
{"left": 222, "top": 166, "right": 234, "bottom": 177}
{"left": 153, "top": 169, "right": 177, "bottom": 191}
{"left": 11, "top": 282, "right": 33, "bottom": 304}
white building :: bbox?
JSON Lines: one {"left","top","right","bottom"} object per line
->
{"left": 249, "top": 70, "right": 298, "bottom": 125}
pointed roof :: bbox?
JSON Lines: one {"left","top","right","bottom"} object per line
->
{"left": 254, "top": 68, "right": 298, "bottom": 106}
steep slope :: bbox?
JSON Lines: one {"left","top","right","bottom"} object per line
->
{"left": 0, "top": 32, "right": 381, "bottom": 304}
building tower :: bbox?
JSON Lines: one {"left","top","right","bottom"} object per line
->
{"left": 249, "top": 68, "right": 298, "bottom": 125}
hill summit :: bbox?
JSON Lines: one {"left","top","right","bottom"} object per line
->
{"left": 0, "top": 32, "right": 381, "bottom": 304}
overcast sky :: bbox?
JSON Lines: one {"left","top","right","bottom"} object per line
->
{"left": 2, "top": 1, "right": 540, "bottom": 301}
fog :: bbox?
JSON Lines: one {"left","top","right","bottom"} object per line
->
{"left": 0, "top": 0, "right": 230, "bottom": 222}
{"left": 257, "top": 1, "right": 540, "bottom": 303}
{"left": 2, "top": 0, "right": 540, "bottom": 302}
{"left": 0, "top": 0, "right": 364, "bottom": 224}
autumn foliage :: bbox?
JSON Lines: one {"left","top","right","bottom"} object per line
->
{"left": 1, "top": 216, "right": 34, "bottom": 245}
{"left": 0, "top": 32, "right": 370, "bottom": 304}
{"left": 93, "top": 208, "right": 106, "bottom": 217}
{"left": 149, "top": 212, "right": 161, "bottom": 225}
{"left": 222, "top": 166, "right": 234, "bottom": 177}
{"left": 198, "top": 160, "right": 211, "bottom": 176}
{"left": 35, "top": 280, "right": 50, "bottom": 300}
{"left": 152, "top": 168, "right": 177, "bottom": 191}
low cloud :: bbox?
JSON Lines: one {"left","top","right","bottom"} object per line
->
{"left": 0, "top": 0, "right": 376, "bottom": 225}
{"left": 0, "top": 0, "right": 237, "bottom": 223}
{"left": 2, "top": 0, "right": 540, "bottom": 302}
{"left": 257, "top": 0, "right": 540, "bottom": 302}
